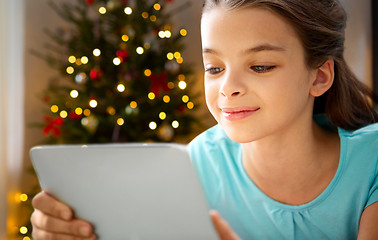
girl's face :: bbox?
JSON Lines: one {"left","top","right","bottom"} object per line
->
{"left": 201, "top": 6, "right": 318, "bottom": 143}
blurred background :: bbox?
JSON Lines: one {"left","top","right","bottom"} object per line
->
{"left": 0, "top": 0, "right": 374, "bottom": 239}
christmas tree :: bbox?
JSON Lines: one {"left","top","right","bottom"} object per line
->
{"left": 14, "top": 0, "right": 201, "bottom": 239}
{"left": 35, "top": 0, "right": 200, "bottom": 144}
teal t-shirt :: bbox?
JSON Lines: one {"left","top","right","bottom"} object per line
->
{"left": 188, "top": 123, "right": 378, "bottom": 240}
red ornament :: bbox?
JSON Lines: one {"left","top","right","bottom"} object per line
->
{"left": 85, "top": 0, "right": 94, "bottom": 5}
{"left": 148, "top": 72, "right": 169, "bottom": 97}
{"left": 116, "top": 50, "right": 130, "bottom": 62}
{"left": 43, "top": 116, "right": 64, "bottom": 137}
{"left": 90, "top": 68, "right": 103, "bottom": 81}
{"left": 69, "top": 111, "right": 82, "bottom": 120}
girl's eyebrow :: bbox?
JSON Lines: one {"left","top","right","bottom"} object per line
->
{"left": 203, "top": 44, "right": 285, "bottom": 55}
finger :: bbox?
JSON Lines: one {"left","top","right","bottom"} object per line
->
{"left": 32, "top": 191, "right": 73, "bottom": 220}
{"left": 32, "top": 225, "right": 96, "bottom": 240}
{"left": 210, "top": 210, "right": 241, "bottom": 240}
{"left": 31, "top": 209, "right": 94, "bottom": 238}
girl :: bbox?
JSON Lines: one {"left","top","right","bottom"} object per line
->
{"left": 31, "top": 0, "right": 378, "bottom": 239}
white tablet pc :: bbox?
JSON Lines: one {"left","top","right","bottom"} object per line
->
{"left": 30, "top": 143, "right": 218, "bottom": 240}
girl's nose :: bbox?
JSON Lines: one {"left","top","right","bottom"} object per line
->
{"left": 219, "top": 71, "right": 247, "bottom": 98}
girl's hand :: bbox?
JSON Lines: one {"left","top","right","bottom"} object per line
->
{"left": 31, "top": 191, "right": 96, "bottom": 240}
{"left": 210, "top": 210, "right": 241, "bottom": 240}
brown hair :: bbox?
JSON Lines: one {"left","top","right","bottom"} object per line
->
{"left": 203, "top": 0, "right": 378, "bottom": 130}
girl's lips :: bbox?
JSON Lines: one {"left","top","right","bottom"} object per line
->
{"left": 220, "top": 107, "right": 260, "bottom": 121}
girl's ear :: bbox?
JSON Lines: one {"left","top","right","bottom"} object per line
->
{"left": 309, "top": 59, "right": 335, "bottom": 97}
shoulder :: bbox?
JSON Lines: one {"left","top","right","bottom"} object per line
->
{"left": 338, "top": 123, "right": 378, "bottom": 151}
{"left": 188, "top": 124, "right": 238, "bottom": 156}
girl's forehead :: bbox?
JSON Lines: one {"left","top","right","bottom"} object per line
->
{"left": 201, "top": 6, "right": 300, "bottom": 52}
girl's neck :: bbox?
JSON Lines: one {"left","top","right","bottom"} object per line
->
{"left": 241, "top": 121, "right": 340, "bottom": 205}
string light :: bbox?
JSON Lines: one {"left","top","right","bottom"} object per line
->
{"left": 187, "top": 102, "right": 194, "bottom": 109}
{"left": 180, "top": 29, "right": 188, "bottom": 36}
{"left": 178, "top": 74, "right": 185, "bottom": 81}
{"left": 174, "top": 52, "right": 181, "bottom": 59}
{"left": 76, "top": 58, "right": 82, "bottom": 65}
{"left": 163, "top": 95, "right": 170, "bottom": 103}
{"left": 153, "top": 3, "right": 161, "bottom": 11}
{"left": 136, "top": 47, "right": 144, "bottom": 55}
{"left": 51, "top": 105, "right": 59, "bottom": 113}
{"left": 19, "top": 226, "right": 28, "bottom": 234}
{"left": 117, "top": 84, "right": 126, "bottom": 92}
{"left": 124, "top": 7, "right": 133, "bottom": 15}
{"left": 178, "top": 81, "right": 187, "bottom": 89}
{"left": 60, "top": 110, "right": 68, "bottom": 118}
{"left": 150, "top": 15, "right": 157, "bottom": 22}
{"left": 130, "top": 101, "right": 137, "bottom": 109}
{"left": 159, "top": 112, "right": 167, "bottom": 120}
{"left": 20, "top": 193, "right": 28, "bottom": 202}
{"left": 70, "top": 90, "right": 79, "bottom": 98}
{"left": 68, "top": 56, "right": 76, "bottom": 63}
{"left": 66, "top": 66, "right": 74, "bottom": 74}
{"left": 99, "top": 7, "right": 107, "bottom": 14}
{"left": 75, "top": 107, "right": 83, "bottom": 115}
{"left": 176, "top": 57, "right": 184, "bottom": 64}
{"left": 113, "top": 57, "right": 121, "bottom": 65}
{"left": 172, "top": 120, "right": 179, "bottom": 129}
{"left": 167, "top": 82, "right": 174, "bottom": 89}
{"left": 122, "top": 34, "right": 129, "bottom": 42}
{"left": 148, "top": 92, "right": 155, "bottom": 100}
{"left": 107, "top": 106, "right": 116, "bottom": 115}
{"left": 117, "top": 118, "right": 125, "bottom": 126}
{"left": 93, "top": 48, "right": 101, "bottom": 56}
{"left": 23, "top": 237, "right": 31, "bottom": 240}
{"left": 144, "top": 69, "right": 152, "bottom": 77}
{"left": 141, "top": 12, "right": 149, "bottom": 19}
{"left": 166, "top": 52, "right": 174, "bottom": 60}
{"left": 89, "top": 99, "right": 98, "bottom": 108}
{"left": 182, "top": 95, "right": 189, "bottom": 103}
{"left": 84, "top": 109, "right": 91, "bottom": 116}
{"left": 149, "top": 121, "right": 157, "bottom": 130}
{"left": 81, "top": 56, "right": 89, "bottom": 64}
{"left": 144, "top": 42, "right": 151, "bottom": 49}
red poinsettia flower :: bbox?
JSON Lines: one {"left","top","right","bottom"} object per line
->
{"left": 90, "top": 68, "right": 104, "bottom": 81}
{"left": 43, "top": 116, "right": 64, "bottom": 137}
{"left": 148, "top": 72, "right": 170, "bottom": 97}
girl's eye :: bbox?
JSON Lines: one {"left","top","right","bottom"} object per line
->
{"left": 205, "top": 67, "right": 224, "bottom": 75}
{"left": 251, "top": 65, "right": 276, "bottom": 73}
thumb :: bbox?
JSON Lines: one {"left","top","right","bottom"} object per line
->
{"left": 210, "top": 210, "right": 241, "bottom": 240}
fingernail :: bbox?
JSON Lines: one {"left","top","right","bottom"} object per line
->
{"left": 80, "top": 226, "right": 91, "bottom": 237}
{"left": 60, "top": 210, "right": 71, "bottom": 220}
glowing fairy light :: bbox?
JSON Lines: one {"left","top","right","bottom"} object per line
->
{"left": 167, "top": 82, "right": 174, "bottom": 89}
{"left": 84, "top": 109, "right": 91, "bottom": 116}
{"left": 150, "top": 15, "right": 157, "bottom": 22}
{"left": 178, "top": 81, "right": 187, "bottom": 90}
{"left": 144, "top": 69, "right": 152, "bottom": 77}
{"left": 99, "top": 7, "right": 107, "bottom": 14}
{"left": 172, "top": 120, "right": 179, "bottom": 129}
{"left": 158, "top": 31, "right": 165, "bottom": 39}
{"left": 60, "top": 110, "right": 68, "bottom": 118}
{"left": 81, "top": 56, "right": 88, "bottom": 64}
{"left": 164, "top": 30, "right": 171, "bottom": 38}
{"left": 142, "top": 12, "right": 149, "bottom": 19}
{"left": 149, "top": 121, "right": 157, "bottom": 130}
{"left": 75, "top": 107, "right": 83, "bottom": 115}
{"left": 117, "top": 118, "right": 125, "bottom": 126}
{"left": 176, "top": 57, "right": 184, "bottom": 64}
{"left": 89, "top": 99, "right": 98, "bottom": 108}
{"left": 68, "top": 56, "right": 76, "bottom": 63}
{"left": 174, "top": 52, "right": 181, "bottom": 59}
{"left": 19, "top": 226, "right": 28, "bottom": 234}
{"left": 163, "top": 95, "right": 170, "bottom": 103}
{"left": 148, "top": 92, "right": 155, "bottom": 100}
{"left": 20, "top": 193, "right": 28, "bottom": 202}
{"left": 182, "top": 95, "right": 189, "bottom": 103}
{"left": 113, "top": 57, "right": 121, "bottom": 65}
{"left": 187, "top": 102, "right": 194, "bottom": 109}
{"left": 153, "top": 3, "right": 161, "bottom": 11}
{"left": 122, "top": 34, "right": 129, "bottom": 42}
{"left": 107, "top": 106, "right": 116, "bottom": 115}
{"left": 70, "top": 90, "right": 79, "bottom": 98}
{"left": 136, "top": 47, "right": 144, "bottom": 54}
{"left": 124, "top": 7, "right": 132, "bottom": 15}
{"left": 166, "top": 52, "right": 174, "bottom": 60}
{"left": 159, "top": 112, "right": 167, "bottom": 120}
{"left": 180, "top": 29, "right": 188, "bottom": 36}
{"left": 50, "top": 105, "right": 59, "bottom": 113}
{"left": 93, "top": 48, "right": 101, "bottom": 56}
{"left": 117, "top": 84, "right": 125, "bottom": 92}
{"left": 66, "top": 66, "right": 74, "bottom": 74}
{"left": 130, "top": 101, "right": 137, "bottom": 109}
